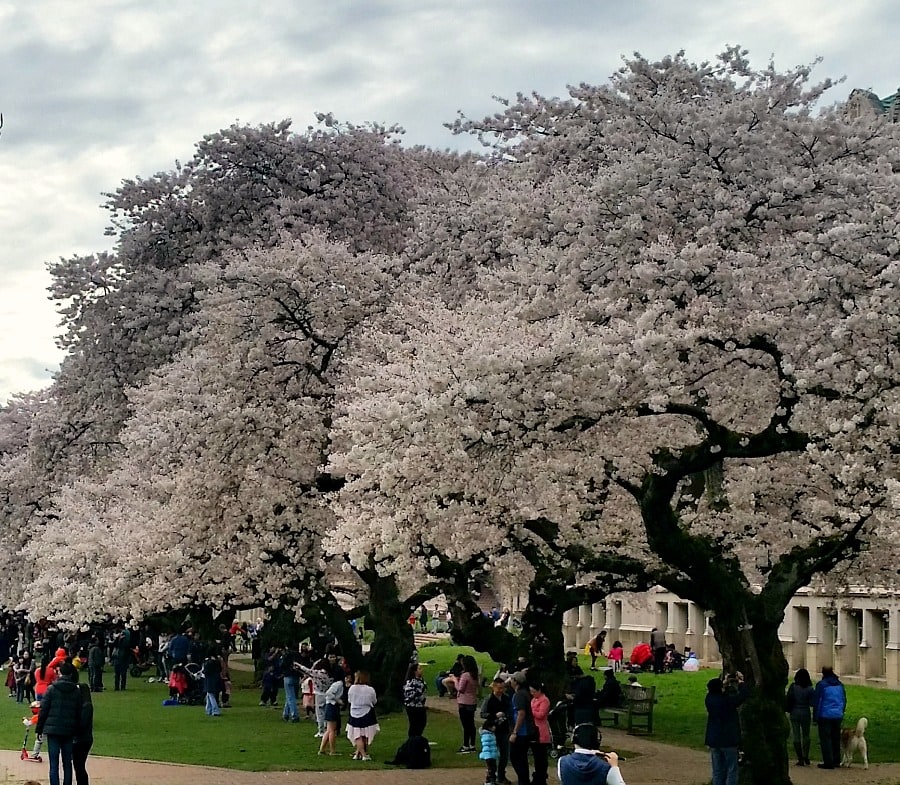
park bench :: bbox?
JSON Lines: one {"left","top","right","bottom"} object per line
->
{"left": 596, "top": 684, "right": 655, "bottom": 735}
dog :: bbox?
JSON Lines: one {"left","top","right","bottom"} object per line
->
{"left": 840, "top": 716, "right": 868, "bottom": 769}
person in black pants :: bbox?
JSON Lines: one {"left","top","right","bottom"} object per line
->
{"left": 73, "top": 681, "right": 93, "bottom": 785}
{"left": 402, "top": 662, "right": 427, "bottom": 737}
{"left": 508, "top": 672, "right": 532, "bottom": 785}
{"left": 481, "top": 678, "right": 512, "bottom": 784}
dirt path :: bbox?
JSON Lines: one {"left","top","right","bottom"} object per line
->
{"left": 1, "top": 733, "right": 897, "bottom": 785}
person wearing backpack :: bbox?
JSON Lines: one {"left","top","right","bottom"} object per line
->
{"left": 813, "top": 666, "right": 846, "bottom": 770}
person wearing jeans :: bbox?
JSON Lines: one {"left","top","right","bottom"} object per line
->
{"left": 36, "top": 662, "right": 82, "bottom": 785}
{"left": 704, "top": 673, "right": 748, "bottom": 785}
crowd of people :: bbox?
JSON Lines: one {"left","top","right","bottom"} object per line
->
{"left": 419, "top": 649, "right": 628, "bottom": 785}
{"left": 251, "top": 639, "right": 380, "bottom": 759}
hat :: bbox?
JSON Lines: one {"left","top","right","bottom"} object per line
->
{"left": 510, "top": 671, "right": 527, "bottom": 685}
{"left": 55, "top": 648, "right": 67, "bottom": 659}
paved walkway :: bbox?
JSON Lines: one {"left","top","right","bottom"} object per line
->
{"left": 1, "top": 730, "right": 898, "bottom": 785}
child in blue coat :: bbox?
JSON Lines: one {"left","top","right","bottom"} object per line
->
{"left": 479, "top": 714, "right": 500, "bottom": 785}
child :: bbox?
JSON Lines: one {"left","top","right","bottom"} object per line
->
{"left": 301, "top": 675, "right": 315, "bottom": 718}
{"left": 259, "top": 663, "right": 279, "bottom": 706}
{"left": 607, "top": 640, "right": 624, "bottom": 672}
{"left": 479, "top": 714, "right": 500, "bottom": 785}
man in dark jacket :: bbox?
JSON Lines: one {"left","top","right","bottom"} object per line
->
{"left": 704, "top": 672, "right": 748, "bottom": 785}
{"left": 36, "top": 662, "right": 82, "bottom": 785}
{"left": 813, "top": 666, "right": 846, "bottom": 770}
{"left": 481, "top": 678, "right": 513, "bottom": 785}
{"left": 87, "top": 637, "right": 104, "bottom": 693}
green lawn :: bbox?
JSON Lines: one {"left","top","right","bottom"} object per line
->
{"left": 422, "top": 645, "right": 900, "bottom": 764}
{"left": 0, "top": 661, "right": 483, "bottom": 772}
{"left": 2, "top": 648, "right": 897, "bottom": 771}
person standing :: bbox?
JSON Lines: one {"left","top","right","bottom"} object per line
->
{"left": 529, "top": 680, "right": 552, "bottom": 785}
{"left": 704, "top": 672, "right": 748, "bottom": 785}
{"left": 480, "top": 678, "right": 512, "bottom": 785}
{"left": 785, "top": 668, "right": 815, "bottom": 766}
{"left": 73, "top": 681, "right": 93, "bottom": 785}
{"left": 649, "top": 627, "right": 667, "bottom": 675}
{"left": 456, "top": 655, "right": 479, "bottom": 753}
{"left": 87, "top": 639, "right": 104, "bottom": 693}
{"left": 280, "top": 644, "right": 301, "bottom": 723}
{"left": 201, "top": 651, "right": 222, "bottom": 717}
{"left": 813, "top": 666, "right": 846, "bottom": 770}
{"left": 318, "top": 673, "right": 346, "bottom": 756}
{"left": 111, "top": 631, "right": 130, "bottom": 691}
{"left": 402, "top": 662, "right": 428, "bottom": 737}
{"left": 346, "top": 670, "right": 379, "bottom": 761}
{"left": 508, "top": 672, "right": 532, "bottom": 785}
{"left": 36, "top": 662, "right": 82, "bottom": 785}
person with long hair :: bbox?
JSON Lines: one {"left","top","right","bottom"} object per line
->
{"left": 456, "top": 655, "right": 479, "bottom": 753}
{"left": 785, "top": 667, "right": 814, "bottom": 766}
{"left": 73, "top": 680, "right": 93, "bottom": 785}
{"left": 402, "top": 662, "right": 427, "bottom": 737}
{"left": 529, "top": 680, "right": 552, "bottom": 785}
{"left": 346, "top": 670, "right": 379, "bottom": 761}
{"left": 318, "top": 673, "right": 347, "bottom": 756}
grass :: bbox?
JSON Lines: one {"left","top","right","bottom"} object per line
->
{"left": 1, "top": 647, "right": 898, "bottom": 770}
{"left": 421, "top": 646, "right": 900, "bottom": 764}
{"left": 0, "top": 660, "right": 483, "bottom": 772}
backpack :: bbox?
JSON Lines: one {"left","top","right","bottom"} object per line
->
{"left": 390, "top": 735, "right": 432, "bottom": 769}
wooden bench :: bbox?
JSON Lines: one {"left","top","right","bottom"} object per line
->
{"left": 596, "top": 685, "right": 655, "bottom": 735}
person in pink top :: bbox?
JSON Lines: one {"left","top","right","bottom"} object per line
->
{"left": 455, "top": 655, "right": 480, "bottom": 753}
{"left": 607, "top": 641, "right": 625, "bottom": 672}
{"left": 529, "top": 681, "right": 552, "bottom": 785}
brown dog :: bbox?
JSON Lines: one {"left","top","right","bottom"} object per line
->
{"left": 840, "top": 716, "right": 869, "bottom": 769}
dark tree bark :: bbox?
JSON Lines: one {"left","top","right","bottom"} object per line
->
{"left": 360, "top": 570, "right": 415, "bottom": 712}
{"left": 622, "top": 419, "right": 868, "bottom": 785}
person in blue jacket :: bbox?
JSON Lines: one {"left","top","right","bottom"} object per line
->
{"left": 558, "top": 723, "right": 626, "bottom": 785}
{"left": 704, "top": 671, "right": 749, "bottom": 785}
{"left": 813, "top": 666, "right": 846, "bottom": 770}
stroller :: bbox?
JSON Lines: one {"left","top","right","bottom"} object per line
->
{"left": 168, "top": 662, "right": 205, "bottom": 705}
{"left": 20, "top": 700, "right": 42, "bottom": 762}
{"left": 548, "top": 699, "right": 573, "bottom": 759}
{"left": 130, "top": 645, "right": 155, "bottom": 678}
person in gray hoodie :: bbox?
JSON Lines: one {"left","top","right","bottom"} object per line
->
{"left": 36, "top": 662, "right": 82, "bottom": 785}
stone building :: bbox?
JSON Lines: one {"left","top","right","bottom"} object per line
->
{"left": 844, "top": 86, "right": 900, "bottom": 123}
{"left": 562, "top": 586, "right": 900, "bottom": 688}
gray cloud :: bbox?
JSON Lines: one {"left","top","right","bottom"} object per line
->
{"left": 1, "top": 0, "right": 899, "bottom": 401}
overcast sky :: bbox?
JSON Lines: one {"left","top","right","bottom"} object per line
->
{"left": 1, "top": 0, "right": 898, "bottom": 403}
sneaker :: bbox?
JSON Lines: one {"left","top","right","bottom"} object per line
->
{"left": 314, "top": 732, "right": 323, "bottom": 738}
{"left": 351, "top": 752, "right": 361, "bottom": 760}
{"left": 457, "top": 746, "right": 473, "bottom": 754}
{"left": 362, "top": 754, "right": 372, "bottom": 761}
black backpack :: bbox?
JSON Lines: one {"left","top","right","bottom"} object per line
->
{"left": 389, "top": 735, "right": 432, "bottom": 769}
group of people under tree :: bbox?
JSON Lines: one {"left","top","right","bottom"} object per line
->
{"left": 704, "top": 664, "right": 855, "bottom": 785}
{"left": 5, "top": 638, "right": 95, "bottom": 785}
{"left": 254, "top": 637, "right": 382, "bottom": 760}
{"left": 402, "top": 649, "right": 627, "bottom": 785}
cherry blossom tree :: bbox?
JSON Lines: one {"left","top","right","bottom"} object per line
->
{"left": 331, "top": 49, "right": 900, "bottom": 785}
